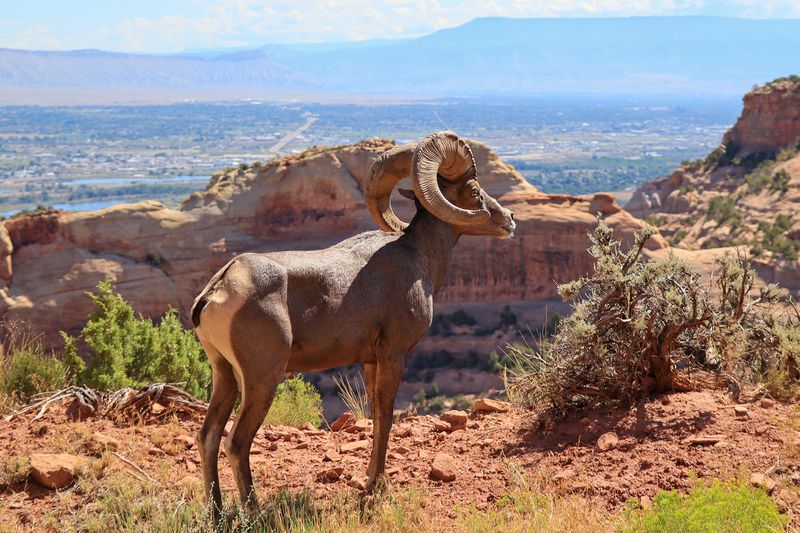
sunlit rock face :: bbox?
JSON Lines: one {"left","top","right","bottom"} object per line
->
{"left": 0, "top": 139, "right": 660, "bottom": 345}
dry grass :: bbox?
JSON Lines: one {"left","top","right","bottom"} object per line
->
{"left": 333, "top": 372, "right": 370, "bottom": 420}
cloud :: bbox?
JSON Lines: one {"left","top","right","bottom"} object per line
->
{"left": 4, "top": 0, "right": 800, "bottom": 53}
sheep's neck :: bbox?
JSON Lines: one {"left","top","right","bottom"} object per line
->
{"left": 401, "top": 210, "right": 460, "bottom": 295}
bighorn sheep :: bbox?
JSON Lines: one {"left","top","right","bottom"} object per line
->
{"left": 191, "top": 131, "right": 516, "bottom": 515}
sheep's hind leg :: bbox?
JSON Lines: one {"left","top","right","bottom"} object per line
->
{"left": 365, "top": 353, "right": 404, "bottom": 491}
{"left": 196, "top": 341, "right": 238, "bottom": 521}
{"left": 224, "top": 372, "right": 282, "bottom": 511}
{"left": 363, "top": 363, "right": 376, "bottom": 418}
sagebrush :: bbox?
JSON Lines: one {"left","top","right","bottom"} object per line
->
{"left": 505, "top": 219, "right": 800, "bottom": 413}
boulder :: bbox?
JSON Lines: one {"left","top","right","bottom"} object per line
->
{"left": 429, "top": 453, "right": 457, "bottom": 482}
{"left": 30, "top": 453, "right": 85, "bottom": 489}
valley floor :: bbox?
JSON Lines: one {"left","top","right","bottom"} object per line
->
{"left": 0, "top": 390, "right": 798, "bottom": 531}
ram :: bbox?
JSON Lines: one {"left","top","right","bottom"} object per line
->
{"left": 191, "top": 131, "right": 516, "bottom": 516}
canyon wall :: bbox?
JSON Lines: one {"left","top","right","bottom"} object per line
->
{"left": 0, "top": 139, "right": 663, "bottom": 344}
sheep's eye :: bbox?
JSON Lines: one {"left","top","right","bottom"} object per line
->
{"left": 470, "top": 189, "right": 480, "bottom": 198}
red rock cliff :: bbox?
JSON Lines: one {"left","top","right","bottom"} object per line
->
{"left": 723, "top": 77, "right": 800, "bottom": 155}
{"left": 0, "top": 139, "right": 664, "bottom": 344}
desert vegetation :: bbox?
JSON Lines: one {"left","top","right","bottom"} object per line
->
{"left": 504, "top": 219, "right": 800, "bottom": 414}
{"left": 1, "top": 225, "right": 798, "bottom": 530}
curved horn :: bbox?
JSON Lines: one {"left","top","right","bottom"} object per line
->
{"left": 364, "top": 143, "right": 416, "bottom": 232}
{"left": 411, "top": 131, "right": 490, "bottom": 226}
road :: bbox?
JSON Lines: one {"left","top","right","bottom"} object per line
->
{"left": 267, "top": 115, "right": 318, "bottom": 156}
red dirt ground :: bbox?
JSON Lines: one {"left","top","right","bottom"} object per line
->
{"left": 1, "top": 390, "right": 799, "bottom": 530}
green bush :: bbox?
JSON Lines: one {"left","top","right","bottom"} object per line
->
{"left": 62, "top": 280, "right": 211, "bottom": 399}
{"left": 0, "top": 322, "right": 68, "bottom": 411}
{"left": 756, "top": 215, "right": 800, "bottom": 260}
{"left": 771, "top": 169, "right": 791, "bottom": 193}
{"left": 669, "top": 230, "right": 688, "bottom": 246}
{"left": 706, "top": 196, "right": 742, "bottom": 226}
{"left": 0, "top": 348, "right": 67, "bottom": 409}
{"left": 264, "top": 376, "right": 323, "bottom": 428}
{"left": 624, "top": 480, "right": 787, "bottom": 533}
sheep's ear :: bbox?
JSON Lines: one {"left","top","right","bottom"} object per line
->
{"left": 398, "top": 188, "right": 416, "bottom": 200}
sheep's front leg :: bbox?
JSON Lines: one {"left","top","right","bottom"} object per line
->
{"left": 365, "top": 354, "right": 404, "bottom": 491}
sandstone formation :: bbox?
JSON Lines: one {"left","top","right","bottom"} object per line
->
{"left": 0, "top": 138, "right": 662, "bottom": 345}
{"left": 628, "top": 77, "right": 800, "bottom": 290}
{"left": 724, "top": 77, "right": 800, "bottom": 156}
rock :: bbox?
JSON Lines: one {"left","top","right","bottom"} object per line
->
{"left": 331, "top": 412, "right": 357, "bottom": 432}
{"left": 319, "top": 466, "right": 344, "bottom": 482}
{"left": 596, "top": 432, "right": 619, "bottom": 452}
{"left": 223, "top": 420, "right": 234, "bottom": 437}
{"left": 687, "top": 434, "right": 725, "bottom": 446}
{"left": 348, "top": 477, "right": 366, "bottom": 490}
{"left": 429, "top": 453, "right": 457, "bottom": 482}
{"left": 148, "top": 447, "right": 166, "bottom": 456}
{"left": 2, "top": 140, "right": 667, "bottom": 351}
{"left": 760, "top": 398, "right": 775, "bottom": 409}
{"left": 323, "top": 449, "right": 341, "bottom": 462}
{"left": 65, "top": 397, "right": 95, "bottom": 421}
{"left": 173, "top": 435, "right": 195, "bottom": 449}
{"left": 433, "top": 420, "right": 452, "bottom": 432}
{"left": 639, "top": 495, "right": 653, "bottom": 510}
{"left": 394, "top": 446, "right": 411, "bottom": 455}
{"left": 344, "top": 418, "right": 372, "bottom": 433}
{"left": 750, "top": 473, "right": 777, "bottom": 494}
{"left": 294, "top": 442, "right": 309, "bottom": 450}
{"left": 734, "top": 405, "right": 749, "bottom": 418}
{"left": 589, "top": 193, "right": 620, "bottom": 215}
{"left": 393, "top": 426, "right": 413, "bottom": 438}
{"left": 150, "top": 403, "right": 165, "bottom": 415}
{"left": 440, "top": 410, "right": 468, "bottom": 427}
{"left": 300, "top": 422, "right": 316, "bottom": 431}
{"left": 340, "top": 439, "right": 369, "bottom": 453}
{"left": 472, "top": 398, "right": 511, "bottom": 413}
{"left": 87, "top": 432, "right": 118, "bottom": 455}
{"left": 30, "top": 453, "right": 85, "bottom": 490}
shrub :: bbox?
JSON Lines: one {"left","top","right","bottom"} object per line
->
{"left": 503, "top": 219, "right": 800, "bottom": 413}
{"left": 669, "top": 230, "right": 688, "bottom": 246}
{"left": 706, "top": 196, "right": 742, "bottom": 226}
{"left": 756, "top": 215, "right": 800, "bottom": 260}
{"left": 499, "top": 305, "right": 517, "bottom": 328}
{"left": 0, "top": 349, "right": 67, "bottom": 408}
{"left": 62, "top": 280, "right": 211, "bottom": 399}
{"left": 0, "top": 322, "right": 66, "bottom": 410}
{"left": 264, "top": 376, "right": 323, "bottom": 428}
{"left": 771, "top": 169, "right": 791, "bottom": 193}
{"left": 623, "top": 479, "right": 786, "bottom": 533}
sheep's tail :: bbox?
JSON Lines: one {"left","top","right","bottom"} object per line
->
{"left": 191, "top": 257, "right": 237, "bottom": 328}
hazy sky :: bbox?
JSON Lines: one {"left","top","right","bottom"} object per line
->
{"left": 3, "top": 1, "right": 800, "bottom": 53}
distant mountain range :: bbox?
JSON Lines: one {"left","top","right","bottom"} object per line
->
{"left": 2, "top": 16, "right": 800, "bottom": 103}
